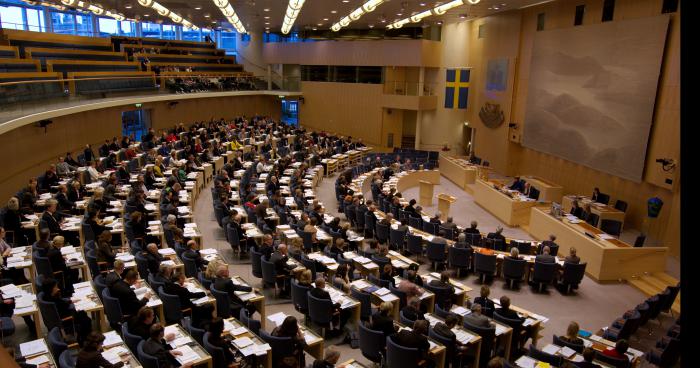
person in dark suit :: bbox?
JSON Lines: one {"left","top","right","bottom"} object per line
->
{"left": 309, "top": 277, "right": 348, "bottom": 332}
{"left": 96, "top": 230, "right": 118, "bottom": 268}
{"left": 206, "top": 317, "right": 236, "bottom": 366}
{"left": 464, "top": 221, "right": 480, "bottom": 235}
{"left": 428, "top": 272, "right": 455, "bottom": 309}
{"left": 41, "top": 200, "right": 63, "bottom": 235}
{"left": 182, "top": 240, "right": 207, "bottom": 271}
{"left": 433, "top": 313, "right": 469, "bottom": 367}
{"left": 486, "top": 226, "right": 506, "bottom": 243}
{"left": 127, "top": 306, "right": 157, "bottom": 341}
{"left": 165, "top": 272, "right": 214, "bottom": 329}
{"left": 271, "top": 316, "right": 307, "bottom": 367}
{"left": 404, "top": 199, "right": 417, "bottom": 216}
{"left": 463, "top": 304, "right": 493, "bottom": 328}
{"left": 396, "top": 218, "right": 409, "bottom": 234}
{"left": 394, "top": 319, "right": 430, "bottom": 357}
{"left": 143, "top": 243, "right": 164, "bottom": 275}
{"left": 578, "top": 348, "right": 602, "bottom": 368}
{"left": 495, "top": 295, "right": 524, "bottom": 321}
{"left": 269, "top": 244, "right": 295, "bottom": 297}
{"left": 509, "top": 177, "right": 525, "bottom": 192}
{"left": 142, "top": 323, "right": 180, "bottom": 368}
{"left": 370, "top": 301, "right": 397, "bottom": 337}
{"left": 591, "top": 188, "right": 601, "bottom": 203}
{"left": 472, "top": 285, "right": 495, "bottom": 314}
{"left": 538, "top": 234, "right": 558, "bottom": 254}
{"left": 380, "top": 264, "right": 395, "bottom": 287}
{"left": 109, "top": 269, "right": 151, "bottom": 317}
{"left": 570, "top": 199, "right": 584, "bottom": 218}
{"left": 41, "top": 277, "right": 92, "bottom": 344}
{"left": 535, "top": 246, "right": 556, "bottom": 264}
{"left": 76, "top": 332, "right": 125, "bottom": 368}
{"left": 212, "top": 265, "right": 255, "bottom": 317}
{"left": 564, "top": 247, "right": 581, "bottom": 264}
{"left": 55, "top": 185, "right": 74, "bottom": 214}
{"left": 105, "top": 260, "right": 125, "bottom": 287}
{"left": 454, "top": 233, "right": 472, "bottom": 250}
{"left": 401, "top": 297, "right": 425, "bottom": 322}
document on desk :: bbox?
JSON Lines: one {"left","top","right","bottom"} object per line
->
{"left": 515, "top": 355, "right": 538, "bottom": 368}
{"left": 103, "top": 330, "right": 123, "bottom": 348}
{"left": 495, "top": 323, "right": 508, "bottom": 336}
{"left": 375, "top": 287, "right": 390, "bottom": 296}
{"left": 233, "top": 336, "right": 253, "bottom": 349}
{"left": 173, "top": 345, "right": 199, "bottom": 365}
{"left": 303, "top": 332, "right": 317, "bottom": 345}
{"left": 542, "top": 344, "right": 560, "bottom": 355}
{"left": 452, "top": 306, "right": 469, "bottom": 316}
{"left": 25, "top": 355, "right": 49, "bottom": 366}
{"left": 19, "top": 339, "right": 48, "bottom": 357}
{"left": 267, "top": 311, "right": 287, "bottom": 327}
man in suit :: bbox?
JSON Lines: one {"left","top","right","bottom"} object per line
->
{"left": 213, "top": 265, "right": 255, "bottom": 317}
{"left": 109, "top": 269, "right": 151, "bottom": 317}
{"left": 464, "top": 304, "right": 494, "bottom": 328}
{"left": 564, "top": 247, "right": 580, "bottom": 264}
{"left": 442, "top": 217, "right": 458, "bottom": 231}
{"left": 396, "top": 218, "right": 409, "bottom": 234}
{"left": 428, "top": 271, "right": 455, "bottom": 309}
{"left": 370, "top": 301, "right": 397, "bottom": 337}
{"left": 401, "top": 297, "right": 425, "bottom": 323}
{"left": 535, "top": 246, "right": 556, "bottom": 264}
{"left": 538, "top": 234, "right": 558, "bottom": 255}
{"left": 429, "top": 212, "right": 442, "bottom": 224}
{"left": 578, "top": 348, "right": 602, "bottom": 368}
{"left": 41, "top": 200, "right": 63, "bottom": 235}
{"left": 454, "top": 233, "right": 472, "bottom": 250}
{"left": 432, "top": 230, "right": 448, "bottom": 245}
{"left": 486, "top": 226, "right": 506, "bottom": 244}
{"left": 433, "top": 313, "right": 470, "bottom": 367}
{"left": 463, "top": 221, "right": 480, "bottom": 234}
{"left": 394, "top": 319, "right": 430, "bottom": 358}
{"left": 509, "top": 176, "right": 525, "bottom": 192}
{"left": 183, "top": 240, "right": 207, "bottom": 271}
{"left": 309, "top": 277, "right": 348, "bottom": 333}
{"left": 105, "top": 259, "right": 125, "bottom": 287}
{"left": 142, "top": 323, "right": 180, "bottom": 368}
{"left": 143, "top": 243, "right": 164, "bottom": 275}
{"left": 269, "top": 244, "right": 295, "bottom": 297}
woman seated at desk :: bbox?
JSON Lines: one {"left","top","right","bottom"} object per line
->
{"left": 570, "top": 199, "right": 584, "bottom": 219}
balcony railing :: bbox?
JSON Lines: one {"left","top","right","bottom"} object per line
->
{"left": 383, "top": 81, "right": 437, "bottom": 96}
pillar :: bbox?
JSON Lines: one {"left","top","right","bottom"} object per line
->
{"left": 415, "top": 111, "right": 422, "bottom": 150}
{"left": 418, "top": 67, "right": 425, "bottom": 96}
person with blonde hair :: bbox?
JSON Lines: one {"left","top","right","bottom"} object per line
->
{"left": 297, "top": 269, "right": 313, "bottom": 288}
{"left": 370, "top": 301, "right": 397, "bottom": 337}
{"left": 204, "top": 258, "right": 223, "bottom": 280}
{"left": 3, "top": 197, "right": 24, "bottom": 245}
{"left": 560, "top": 321, "right": 583, "bottom": 345}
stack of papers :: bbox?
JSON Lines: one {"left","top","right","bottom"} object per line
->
{"left": 267, "top": 312, "right": 287, "bottom": 327}
{"left": 514, "top": 355, "right": 539, "bottom": 368}
{"left": 103, "top": 331, "right": 123, "bottom": 348}
{"left": 173, "top": 345, "right": 200, "bottom": 365}
{"left": 0, "top": 284, "right": 22, "bottom": 298}
{"left": 169, "top": 336, "right": 193, "bottom": 348}
{"left": 102, "top": 346, "right": 128, "bottom": 364}
{"left": 19, "top": 339, "right": 48, "bottom": 357}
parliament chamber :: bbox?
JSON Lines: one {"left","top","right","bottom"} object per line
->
{"left": 0, "top": 0, "right": 685, "bottom": 368}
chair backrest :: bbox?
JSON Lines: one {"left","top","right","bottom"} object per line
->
{"left": 210, "top": 284, "right": 231, "bottom": 318}
{"left": 300, "top": 255, "right": 317, "bottom": 280}
{"left": 81, "top": 222, "right": 95, "bottom": 242}
{"left": 181, "top": 253, "right": 198, "bottom": 278}
{"left": 528, "top": 344, "right": 563, "bottom": 367}
{"left": 197, "top": 271, "right": 212, "bottom": 291}
{"left": 365, "top": 212, "right": 376, "bottom": 232}
{"left": 33, "top": 254, "right": 54, "bottom": 277}
{"left": 134, "top": 253, "right": 150, "bottom": 280}
{"left": 429, "top": 328, "right": 456, "bottom": 362}
{"left": 137, "top": 340, "right": 160, "bottom": 368}
{"left": 474, "top": 252, "right": 497, "bottom": 274}
{"left": 390, "top": 228, "right": 406, "bottom": 250}
{"left": 122, "top": 322, "right": 144, "bottom": 354}
{"left": 158, "top": 286, "right": 183, "bottom": 324}
{"left": 368, "top": 273, "right": 391, "bottom": 288}
{"left": 85, "top": 249, "right": 101, "bottom": 278}
{"left": 422, "top": 221, "right": 438, "bottom": 235}
{"left": 596, "top": 193, "right": 610, "bottom": 205}
{"left": 465, "top": 233, "right": 482, "bottom": 246}
{"left": 585, "top": 213, "right": 600, "bottom": 227}
{"left": 533, "top": 261, "right": 557, "bottom": 283}
{"left": 424, "top": 283, "right": 451, "bottom": 308}
{"left": 389, "top": 283, "right": 408, "bottom": 309}
{"left": 101, "top": 288, "right": 125, "bottom": 327}
{"left": 291, "top": 280, "right": 310, "bottom": 314}
{"left": 614, "top": 200, "right": 628, "bottom": 212}
{"left": 659, "top": 284, "right": 680, "bottom": 313}
{"left": 358, "top": 323, "right": 386, "bottom": 363}
{"left": 350, "top": 288, "right": 372, "bottom": 320}
{"left": 58, "top": 349, "right": 77, "bottom": 368}
{"left": 301, "top": 231, "right": 314, "bottom": 252}
{"left": 260, "top": 257, "right": 278, "bottom": 285}
{"left": 386, "top": 335, "right": 422, "bottom": 368}
{"left": 37, "top": 291, "right": 65, "bottom": 332}
{"left": 307, "top": 292, "right": 333, "bottom": 325}
{"left": 250, "top": 247, "right": 263, "bottom": 278}
{"left": 84, "top": 239, "right": 96, "bottom": 252}
{"left": 600, "top": 220, "right": 623, "bottom": 236}
{"left": 448, "top": 246, "right": 472, "bottom": 268}
{"left": 147, "top": 273, "right": 165, "bottom": 292}
{"left": 552, "top": 334, "right": 584, "bottom": 353}
{"left": 406, "top": 233, "right": 423, "bottom": 254}
{"left": 48, "top": 326, "right": 68, "bottom": 358}
{"left": 376, "top": 223, "right": 389, "bottom": 243}
{"left": 259, "top": 330, "right": 295, "bottom": 367}
{"left": 594, "top": 350, "right": 631, "bottom": 368}
{"left": 463, "top": 318, "right": 495, "bottom": 365}
{"left": 502, "top": 257, "right": 527, "bottom": 279}
{"left": 426, "top": 242, "right": 447, "bottom": 261}
{"left": 434, "top": 304, "right": 450, "bottom": 319}
{"left": 226, "top": 224, "right": 240, "bottom": 249}
{"left": 239, "top": 308, "right": 262, "bottom": 336}
{"left": 399, "top": 309, "right": 414, "bottom": 326}
{"left": 203, "top": 332, "right": 226, "bottom": 368}
{"left": 561, "top": 262, "right": 587, "bottom": 285}
{"left": 408, "top": 216, "right": 422, "bottom": 230}
{"left": 513, "top": 240, "right": 533, "bottom": 255}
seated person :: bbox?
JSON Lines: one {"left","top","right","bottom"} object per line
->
{"left": 535, "top": 246, "right": 556, "bottom": 264}
{"left": 206, "top": 317, "right": 236, "bottom": 366}
{"left": 564, "top": 247, "right": 580, "bottom": 264}
{"left": 297, "top": 269, "right": 313, "bottom": 288}
{"left": 428, "top": 271, "right": 455, "bottom": 309}
{"left": 362, "top": 239, "right": 379, "bottom": 257}
{"left": 269, "top": 244, "right": 296, "bottom": 297}
{"left": 508, "top": 247, "right": 523, "bottom": 260}
{"left": 183, "top": 240, "right": 208, "bottom": 271}
{"left": 109, "top": 269, "right": 151, "bottom": 317}
{"left": 143, "top": 243, "right": 165, "bottom": 276}
{"left": 570, "top": 200, "right": 584, "bottom": 218}
{"left": 271, "top": 316, "right": 307, "bottom": 366}
{"left": 463, "top": 221, "right": 480, "bottom": 234}
{"left": 559, "top": 321, "right": 584, "bottom": 345}
{"left": 486, "top": 226, "right": 506, "bottom": 244}
{"left": 303, "top": 218, "right": 320, "bottom": 249}
{"left": 496, "top": 296, "right": 532, "bottom": 347}
{"left": 433, "top": 314, "right": 470, "bottom": 366}
{"left": 333, "top": 264, "right": 351, "bottom": 293}
{"left": 309, "top": 277, "right": 349, "bottom": 333}
{"left": 538, "top": 234, "right": 558, "bottom": 254}
{"left": 472, "top": 285, "right": 495, "bottom": 313}
{"left": 164, "top": 271, "right": 214, "bottom": 329}
{"left": 213, "top": 265, "right": 256, "bottom": 317}
{"left": 509, "top": 177, "right": 525, "bottom": 192}
{"left": 401, "top": 297, "right": 425, "bottom": 322}
{"left": 602, "top": 339, "right": 629, "bottom": 360}
{"left": 398, "top": 270, "right": 422, "bottom": 299}
{"left": 464, "top": 304, "right": 494, "bottom": 328}
{"left": 370, "top": 301, "right": 397, "bottom": 337}
{"left": 372, "top": 246, "right": 391, "bottom": 266}
{"left": 95, "top": 230, "right": 120, "bottom": 269}
{"left": 127, "top": 307, "right": 158, "bottom": 340}
{"left": 406, "top": 264, "right": 424, "bottom": 286}
{"left": 142, "top": 324, "right": 180, "bottom": 368}
{"left": 393, "top": 319, "right": 431, "bottom": 362}
{"left": 380, "top": 264, "right": 396, "bottom": 287}
{"left": 41, "top": 277, "right": 93, "bottom": 344}
{"left": 578, "top": 348, "right": 602, "bottom": 368}
{"left": 76, "top": 332, "right": 125, "bottom": 368}
{"left": 311, "top": 348, "right": 341, "bottom": 368}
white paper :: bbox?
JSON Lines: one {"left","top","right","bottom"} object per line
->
{"left": 19, "top": 339, "right": 48, "bottom": 357}
{"left": 233, "top": 336, "right": 253, "bottom": 348}
{"left": 542, "top": 344, "right": 560, "bottom": 355}
{"left": 267, "top": 311, "right": 287, "bottom": 327}
{"left": 25, "top": 355, "right": 50, "bottom": 365}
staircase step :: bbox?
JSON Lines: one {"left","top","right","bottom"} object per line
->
{"left": 640, "top": 275, "right": 674, "bottom": 291}
{"left": 651, "top": 272, "right": 679, "bottom": 286}
{"left": 627, "top": 278, "right": 660, "bottom": 296}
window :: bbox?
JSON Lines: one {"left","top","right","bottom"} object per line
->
{"left": 332, "top": 66, "right": 357, "bottom": 83}
{"left": 98, "top": 17, "right": 119, "bottom": 36}
{"left": 240, "top": 33, "right": 251, "bottom": 42}
{"left": 26, "top": 8, "right": 45, "bottom": 32}
{"left": 602, "top": 0, "right": 615, "bottom": 22}
{"left": 162, "top": 25, "right": 177, "bottom": 39}
{"left": 302, "top": 65, "right": 329, "bottom": 82}
{"left": 662, "top": 0, "right": 679, "bottom": 13}
{"left": 357, "top": 66, "right": 383, "bottom": 84}
{"left": 75, "top": 13, "right": 92, "bottom": 36}
{"left": 182, "top": 28, "right": 200, "bottom": 42}
{"left": 574, "top": 5, "right": 585, "bottom": 26}
{"left": 220, "top": 31, "right": 236, "bottom": 52}
{"left": 201, "top": 29, "right": 214, "bottom": 43}
{"left": 0, "top": 5, "right": 24, "bottom": 30}
{"left": 51, "top": 11, "right": 76, "bottom": 34}
{"left": 120, "top": 21, "right": 136, "bottom": 36}
{"left": 142, "top": 22, "right": 161, "bottom": 38}
{"left": 536, "top": 13, "right": 545, "bottom": 31}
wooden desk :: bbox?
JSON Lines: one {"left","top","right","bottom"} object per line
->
{"left": 164, "top": 324, "right": 213, "bottom": 368}
{"left": 528, "top": 207, "right": 667, "bottom": 282}
{"left": 439, "top": 154, "right": 479, "bottom": 190}
{"left": 391, "top": 169, "right": 440, "bottom": 194}
{"left": 521, "top": 176, "right": 563, "bottom": 203}
{"left": 102, "top": 330, "right": 143, "bottom": 368}
{"left": 562, "top": 195, "right": 626, "bottom": 229}
{"left": 232, "top": 275, "right": 266, "bottom": 329}
{"left": 473, "top": 179, "right": 538, "bottom": 227}
{"left": 223, "top": 317, "right": 272, "bottom": 368}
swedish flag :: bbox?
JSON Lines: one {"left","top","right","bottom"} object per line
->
{"left": 445, "top": 69, "right": 470, "bottom": 109}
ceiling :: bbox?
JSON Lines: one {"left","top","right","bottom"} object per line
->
{"left": 61, "top": 0, "right": 550, "bottom": 33}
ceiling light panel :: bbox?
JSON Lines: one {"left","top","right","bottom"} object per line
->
{"left": 281, "top": 0, "right": 306, "bottom": 34}
{"left": 331, "top": 0, "right": 385, "bottom": 31}
{"left": 136, "top": 0, "right": 199, "bottom": 29}
{"left": 387, "top": 0, "right": 479, "bottom": 29}
{"left": 211, "top": 0, "right": 247, "bottom": 33}
{"left": 60, "top": 0, "right": 125, "bottom": 21}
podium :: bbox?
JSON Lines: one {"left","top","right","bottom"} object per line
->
{"left": 437, "top": 193, "right": 457, "bottom": 221}
{"left": 419, "top": 180, "right": 435, "bottom": 206}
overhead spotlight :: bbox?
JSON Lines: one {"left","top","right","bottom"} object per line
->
{"left": 467, "top": 0, "right": 480, "bottom": 3}
{"left": 263, "top": 8, "right": 270, "bottom": 11}
{"left": 194, "top": 6, "right": 201, "bottom": 10}
{"left": 204, "top": 14, "right": 210, "bottom": 17}
{"left": 125, "top": 3, "right": 132, "bottom": 8}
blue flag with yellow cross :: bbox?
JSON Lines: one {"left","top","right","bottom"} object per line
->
{"left": 444, "top": 68, "right": 470, "bottom": 109}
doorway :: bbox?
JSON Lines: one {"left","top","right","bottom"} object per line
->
{"left": 281, "top": 99, "right": 299, "bottom": 126}
{"left": 122, "top": 109, "right": 151, "bottom": 141}
{"left": 463, "top": 124, "right": 474, "bottom": 156}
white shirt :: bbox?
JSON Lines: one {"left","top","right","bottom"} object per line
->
{"left": 87, "top": 166, "right": 100, "bottom": 181}
{"left": 256, "top": 162, "right": 264, "bottom": 174}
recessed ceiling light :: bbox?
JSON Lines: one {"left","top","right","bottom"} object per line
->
{"left": 368, "top": 24, "right": 374, "bottom": 28}
{"left": 312, "top": 27, "right": 317, "bottom": 30}
{"left": 380, "top": 19, "right": 386, "bottom": 23}
{"left": 342, "top": 0, "right": 350, "bottom": 3}
{"left": 317, "top": 23, "right": 322, "bottom": 26}
{"left": 194, "top": 6, "right": 201, "bottom": 10}
{"left": 493, "top": 6, "right": 499, "bottom": 10}
{"left": 144, "top": 14, "right": 149, "bottom": 17}
{"left": 204, "top": 14, "right": 210, "bottom": 18}
{"left": 265, "top": 22, "right": 270, "bottom": 25}
{"left": 437, "top": 21, "right": 443, "bottom": 24}
{"left": 459, "top": 14, "right": 466, "bottom": 18}
{"left": 125, "top": 4, "right": 132, "bottom": 9}
{"left": 264, "top": 8, "right": 270, "bottom": 12}
{"left": 264, "top": 16, "right": 270, "bottom": 19}
{"left": 331, "top": 10, "right": 337, "bottom": 13}
{"left": 420, "top": 2, "right": 426, "bottom": 5}
{"left": 211, "top": 21, "right": 217, "bottom": 23}
{"left": 323, "top": 18, "right": 328, "bottom": 21}
{"left": 396, "top": 13, "right": 402, "bottom": 16}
